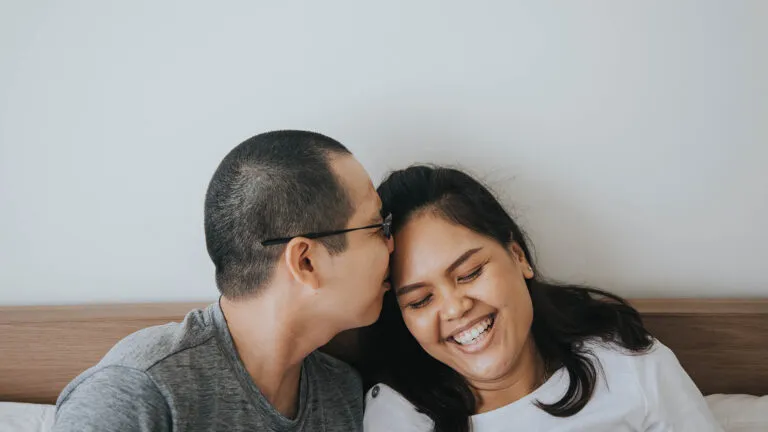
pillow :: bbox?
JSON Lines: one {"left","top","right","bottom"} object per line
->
{"left": 706, "top": 394, "right": 768, "bottom": 432}
{"left": 0, "top": 402, "right": 55, "bottom": 432}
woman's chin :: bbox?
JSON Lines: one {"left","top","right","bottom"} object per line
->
{"left": 451, "top": 340, "right": 514, "bottom": 381}
{"left": 459, "top": 353, "right": 512, "bottom": 382}
{"left": 447, "top": 327, "right": 520, "bottom": 382}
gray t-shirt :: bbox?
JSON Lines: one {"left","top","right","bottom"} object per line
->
{"left": 53, "top": 303, "right": 363, "bottom": 432}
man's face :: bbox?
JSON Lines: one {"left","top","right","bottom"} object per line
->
{"left": 322, "top": 155, "right": 394, "bottom": 328}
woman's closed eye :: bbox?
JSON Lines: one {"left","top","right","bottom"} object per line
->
{"left": 457, "top": 264, "right": 485, "bottom": 283}
{"left": 405, "top": 265, "right": 486, "bottom": 309}
{"left": 408, "top": 293, "right": 433, "bottom": 309}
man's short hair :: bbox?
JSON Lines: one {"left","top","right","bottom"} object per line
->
{"left": 204, "top": 130, "right": 353, "bottom": 298}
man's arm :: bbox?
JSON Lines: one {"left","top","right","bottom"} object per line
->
{"left": 54, "top": 366, "right": 171, "bottom": 432}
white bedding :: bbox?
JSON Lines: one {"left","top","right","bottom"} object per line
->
{"left": 705, "top": 394, "right": 768, "bottom": 432}
{"left": 0, "top": 402, "right": 54, "bottom": 432}
{"left": 1, "top": 394, "right": 766, "bottom": 431}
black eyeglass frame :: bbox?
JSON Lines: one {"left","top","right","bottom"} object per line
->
{"left": 261, "top": 213, "right": 392, "bottom": 247}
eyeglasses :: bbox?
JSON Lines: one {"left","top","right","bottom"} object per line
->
{"left": 261, "top": 213, "right": 393, "bottom": 247}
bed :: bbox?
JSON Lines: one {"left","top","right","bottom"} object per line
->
{"left": 1, "top": 299, "right": 766, "bottom": 431}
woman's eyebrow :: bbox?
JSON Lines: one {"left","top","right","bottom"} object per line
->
{"left": 445, "top": 247, "right": 483, "bottom": 274}
{"left": 395, "top": 282, "right": 427, "bottom": 297}
{"left": 395, "top": 247, "right": 483, "bottom": 297}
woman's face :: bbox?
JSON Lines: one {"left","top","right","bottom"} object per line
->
{"left": 390, "top": 212, "right": 535, "bottom": 384}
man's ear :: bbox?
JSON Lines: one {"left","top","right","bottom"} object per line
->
{"left": 508, "top": 242, "right": 535, "bottom": 279}
{"left": 284, "top": 237, "right": 322, "bottom": 290}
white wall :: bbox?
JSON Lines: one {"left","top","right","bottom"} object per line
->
{"left": 1, "top": 1, "right": 766, "bottom": 305}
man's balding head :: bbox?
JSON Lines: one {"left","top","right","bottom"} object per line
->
{"left": 204, "top": 130, "right": 353, "bottom": 298}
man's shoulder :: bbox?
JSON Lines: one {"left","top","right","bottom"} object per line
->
{"left": 57, "top": 364, "right": 162, "bottom": 406}
{"left": 57, "top": 304, "right": 219, "bottom": 405}
{"left": 100, "top": 304, "right": 218, "bottom": 370}
{"left": 310, "top": 350, "right": 361, "bottom": 382}
{"left": 308, "top": 351, "right": 365, "bottom": 427}
{"left": 308, "top": 350, "right": 363, "bottom": 398}
{"left": 54, "top": 364, "right": 172, "bottom": 431}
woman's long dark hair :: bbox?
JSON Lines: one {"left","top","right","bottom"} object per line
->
{"left": 360, "top": 165, "right": 653, "bottom": 432}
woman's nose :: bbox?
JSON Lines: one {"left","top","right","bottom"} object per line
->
{"left": 440, "top": 290, "right": 472, "bottom": 321}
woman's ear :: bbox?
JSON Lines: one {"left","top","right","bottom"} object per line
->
{"left": 508, "top": 242, "right": 535, "bottom": 279}
{"left": 284, "top": 237, "right": 321, "bottom": 290}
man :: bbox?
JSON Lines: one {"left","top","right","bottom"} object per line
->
{"left": 54, "top": 130, "right": 394, "bottom": 431}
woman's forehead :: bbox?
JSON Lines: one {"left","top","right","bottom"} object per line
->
{"left": 392, "top": 215, "right": 486, "bottom": 277}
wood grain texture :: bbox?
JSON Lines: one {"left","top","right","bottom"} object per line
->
{"left": 0, "top": 302, "right": 208, "bottom": 404}
{"left": 634, "top": 299, "right": 768, "bottom": 396}
{"left": 631, "top": 299, "right": 768, "bottom": 315}
{"left": 1, "top": 299, "right": 766, "bottom": 404}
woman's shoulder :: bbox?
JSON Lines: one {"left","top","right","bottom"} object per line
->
{"left": 582, "top": 338, "right": 683, "bottom": 383}
{"left": 584, "top": 339, "right": 720, "bottom": 429}
{"left": 363, "top": 383, "right": 434, "bottom": 432}
{"left": 588, "top": 337, "right": 673, "bottom": 358}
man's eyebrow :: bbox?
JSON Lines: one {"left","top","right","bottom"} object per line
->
{"left": 395, "top": 247, "right": 484, "bottom": 297}
{"left": 367, "top": 208, "right": 384, "bottom": 224}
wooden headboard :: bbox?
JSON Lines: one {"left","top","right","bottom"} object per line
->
{"left": 1, "top": 299, "right": 766, "bottom": 404}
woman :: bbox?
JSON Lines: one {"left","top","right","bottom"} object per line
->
{"left": 361, "top": 165, "right": 722, "bottom": 432}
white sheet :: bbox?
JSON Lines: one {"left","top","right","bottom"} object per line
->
{"left": 0, "top": 402, "right": 54, "bottom": 432}
{"left": 0, "top": 394, "right": 766, "bottom": 431}
{"left": 706, "top": 394, "right": 768, "bottom": 432}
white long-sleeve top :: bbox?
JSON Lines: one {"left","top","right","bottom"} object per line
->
{"left": 364, "top": 340, "right": 723, "bottom": 432}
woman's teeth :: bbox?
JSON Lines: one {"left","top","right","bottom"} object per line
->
{"left": 453, "top": 316, "right": 494, "bottom": 345}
